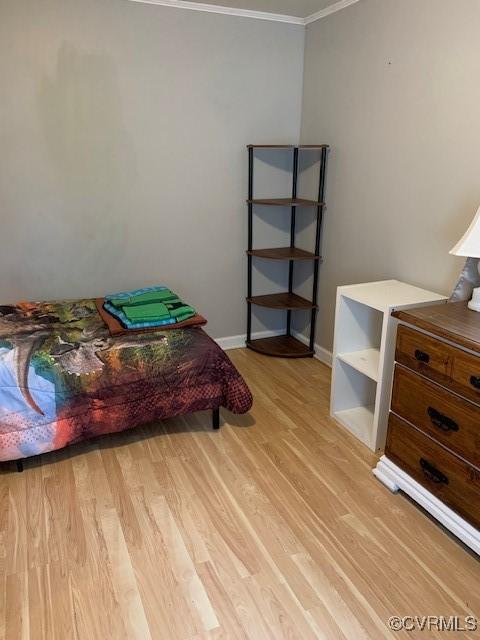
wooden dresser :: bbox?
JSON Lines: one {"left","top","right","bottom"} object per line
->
{"left": 373, "top": 301, "right": 480, "bottom": 555}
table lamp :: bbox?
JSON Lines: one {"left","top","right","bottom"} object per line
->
{"left": 450, "top": 205, "right": 480, "bottom": 311}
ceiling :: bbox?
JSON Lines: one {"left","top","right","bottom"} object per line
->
{"left": 184, "top": 0, "right": 336, "bottom": 18}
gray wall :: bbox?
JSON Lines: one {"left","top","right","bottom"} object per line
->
{"left": 0, "top": 0, "right": 304, "bottom": 338}
{"left": 301, "top": 0, "right": 480, "bottom": 351}
{"left": 5, "top": 0, "right": 478, "bottom": 347}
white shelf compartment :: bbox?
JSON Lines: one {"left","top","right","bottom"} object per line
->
{"left": 330, "top": 280, "right": 447, "bottom": 452}
{"left": 337, "top": 348, "right": 380, "bottom": 381}
{"left": 333, "top": 294, "right": 383, "bottom": 356}
{"left": 331, "top": 357, "right": 377, "bottom": 449}
{"left": 334, "top": 405, "right": 375, "bottom": 444}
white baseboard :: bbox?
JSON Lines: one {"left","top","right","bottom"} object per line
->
{"left": 215, "top": 330, "right": 332, "bottom": 367}
{"left": 292, "top": 330, "right": 333, "bottom": 366}
{"left": 373, "top": 455, "right": 480, "bottom": 556}
{"left": 215, "top": 329, "right": 283, "bottom": 351}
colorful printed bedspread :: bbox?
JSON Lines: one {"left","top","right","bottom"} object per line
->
{"left": 0, "top": 299, "right": 252, "bottom": 462}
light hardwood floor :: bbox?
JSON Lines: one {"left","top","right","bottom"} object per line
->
{"left": 1, "top": 348, "right": 479, "bottom": 639}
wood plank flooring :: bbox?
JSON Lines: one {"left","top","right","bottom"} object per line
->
{"left": 0, "top": 348, "right": 479, "bottom": 639}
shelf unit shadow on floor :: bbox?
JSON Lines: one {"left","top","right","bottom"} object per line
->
{"left": 330, "top": 280, "right": 448, "bottom": 452}
{"left": 246, "top": 144, "right": 329, "bottom": 358}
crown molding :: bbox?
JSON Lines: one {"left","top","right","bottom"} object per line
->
{"left": 127, "top": 0, "right": 304, "bottom": 24}
{"left": 126, "top": 0, "right": 361, "bottom": 25}
{"left": 305, "top": 0, "right": 361, "bottom": 24}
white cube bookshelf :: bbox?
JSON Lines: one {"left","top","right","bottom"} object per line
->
{"left": 331, "top": 280, "right": 447, "bottom": 452}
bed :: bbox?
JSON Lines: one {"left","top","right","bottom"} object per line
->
{"left": 0, "top": 298, "right": 252, "bottom": 464}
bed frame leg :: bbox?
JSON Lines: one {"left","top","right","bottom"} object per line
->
{"left": 212, "top": 408, "right": 220, "bottom": 430}
{"left": 16, "top": 460, "right": 24, "bottom": 473}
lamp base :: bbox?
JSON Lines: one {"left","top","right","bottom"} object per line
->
{"left": 468, "top": 286, "right": 480, "bottom": 312}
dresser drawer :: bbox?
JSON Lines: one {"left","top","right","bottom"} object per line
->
{"left": 396, "top": 324, "right": 452, "bottom": 380}
{"left": 391, "top": 364, "right": 480, "bottom": 468}
{"left": 451, "top": 350, "right": 480, "bottom": 403}
{"left": 396, "top": 324, "right": 480, "bottom": 404}
{"left": 386, "top": 413, "right": 480, "bottom": 529}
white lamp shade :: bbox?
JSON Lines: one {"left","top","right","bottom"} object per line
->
{"left": 450, "top": 205, "right": 480, "bottom": 257}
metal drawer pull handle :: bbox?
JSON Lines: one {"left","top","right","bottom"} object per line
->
{"left": 420, "top": 458, "right": 449, "bottom": 485}
{"left": 470, "top": 375, "right": 480, "bottom": 389}
{"left": 415, "top": 349, "right": 430, "bottom": 363}
{"left": 427, "top": 407, "right": 459, "bottom": 432}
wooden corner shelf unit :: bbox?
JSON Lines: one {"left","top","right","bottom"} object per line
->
{"left": 246, "top": 144, "right": 329, "bottom": 358}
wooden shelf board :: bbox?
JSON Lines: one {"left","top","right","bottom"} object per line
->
{"left": 247, "top": 145, "right": 295, "bottom": 149}
{"left": 247, "top": 247, "right": 321, "bottom": 261}
{"left": 247, "top": 198, "right": 324, "bottom": 207}
{"left": 333, "top": 405, "right": 375, "bottom": 446}
{"left": 337, "top": 348, "right": 380, "bottom": 382}
{"left": 246, "top": 335, "right": 314, "bottom": 358}
{"left": 247, "top": 144, "right": 329, "bottom": 149}
{"left": 247, "top": 292, "right": 317, "bottom": 310}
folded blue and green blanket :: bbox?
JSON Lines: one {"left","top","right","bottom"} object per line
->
{"left": 104, "top": 286, "right": 196, "bottom": 330}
